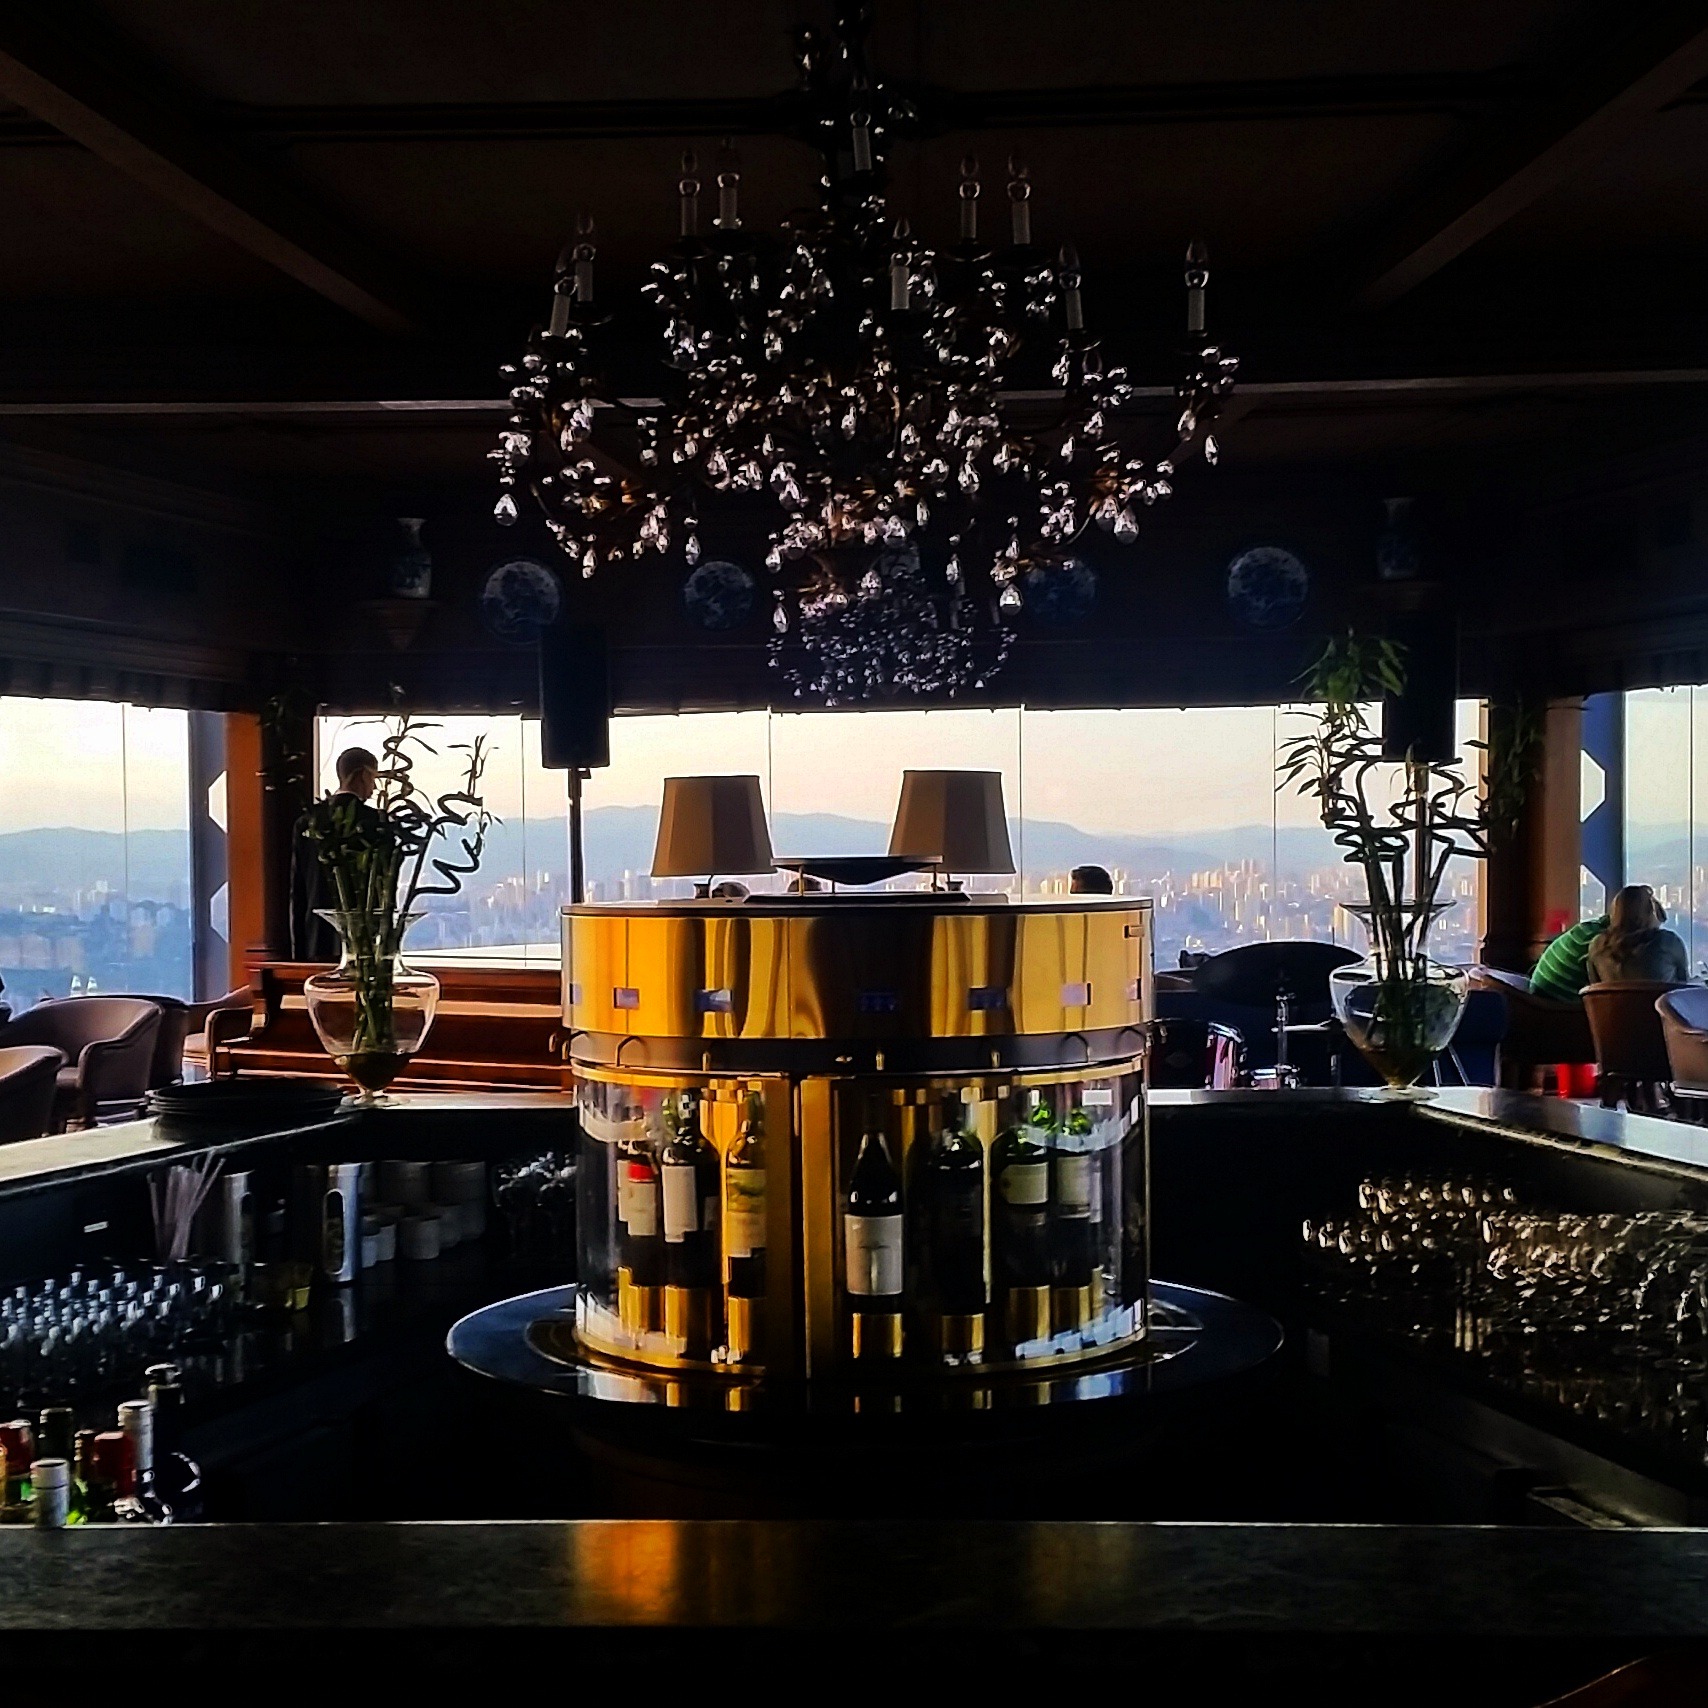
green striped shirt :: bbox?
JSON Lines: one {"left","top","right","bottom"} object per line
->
{"left": 1530, "top": 916, "right": 1608, "bottom": 1004}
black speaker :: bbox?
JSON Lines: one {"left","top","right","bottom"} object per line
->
{"left": 539, "top": 625, "right": 610, "bottom": 769}
{"left": 1381, "top": 607, "right": 1458, "bottom": 764}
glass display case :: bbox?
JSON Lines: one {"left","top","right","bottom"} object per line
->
{"left": 555, "top": 895, "right": 1153, "bottom": 1390}
{"left": 572, "top": 1062, "right": 1147, "bottom": 1379}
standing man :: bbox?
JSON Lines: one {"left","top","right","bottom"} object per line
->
{"left": 290, "top": 747, "right": 383, "bottom": 960}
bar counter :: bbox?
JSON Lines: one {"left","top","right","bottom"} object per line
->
{"left": 2, "top": 1086, "right": 1707, "bottom": 1691}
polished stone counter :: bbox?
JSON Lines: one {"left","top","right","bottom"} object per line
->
{"left": 0, "top": 1088, "right": 573, "bottom": 1201}
{"left": 0, "top": 1518, "right": 1703, "bottom": 1636}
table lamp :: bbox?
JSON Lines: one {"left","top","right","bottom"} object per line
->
{"left": 651, "top": 775, "right": 775, "bottom": 895}
{"left": 888, "top": 769, "right": 1016, "bottom": 885}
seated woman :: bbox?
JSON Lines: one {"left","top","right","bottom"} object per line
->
{"left": 1585, "top": 884, "right": 1692, "bottom": 985}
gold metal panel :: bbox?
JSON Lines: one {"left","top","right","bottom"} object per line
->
{"left": 796, "top": 1076, "right": 840, "bottom": 1379}
{"left": 564, "top": 900, "right": 1150, "bottom": 1043}
{"left": 928, "top": 909, "right": 1019, "bottom": 1036}
{"left": 785, "top": 910, "right": 937, "bottom": 1041}
{"left": 1083, "top": 907, "right": 1147, "bottom": 1032}
{"left": 563, "top": 910, "right": 630, "bottom": 1035}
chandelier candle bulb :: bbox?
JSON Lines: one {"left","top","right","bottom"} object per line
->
{"left": 679, "top": 151, "right": 699, "bottom": 237}
{"left": 959, "top": 156, "right": 980, "bottom": 242}
{"left": 1008, "top": 160, "right": 1032, "bottom": 246}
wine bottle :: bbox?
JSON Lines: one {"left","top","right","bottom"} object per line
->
{"left": 911, "top": 1094, "right": 987, "bottom": 1353}
{"left": 117, "top": 1400, "right": 172, "bottom": 1523}
{"left": 36, "top": 1406, "right": 74, "bottom": 1465}
{"left": 70, "top": 1430, "right": 98, "bottom": 1525}
{"left": 1050, "top": 1103, "right": 1101, "bottom": 1328}
{"left": 615, "top": 1101, "right": 665, "bottom": 1327}
{"left": 845, "top": 1125, "right": 904, "bottom": 1357}
{"left": 660, "top": 1091, "right": 718, "bottom": 1355}
{"left": 724, "top": 1092, "right": 766, "bottom": 1359}
{"left": 146, "top": 1380, "right": 204, "bottom": 1522}
{"left": 992, "top": 1094, "right": 1053, "bottom": 1343}
{"left": 0, "top": 1420, "right": 35, "bottom": 1522}
{"left": 661, "top": 1092, "right": 719, "bottom": 1289}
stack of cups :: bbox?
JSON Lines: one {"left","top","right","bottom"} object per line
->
{"left": 431, "top": 1161, "right": 488, "bottom": 1246}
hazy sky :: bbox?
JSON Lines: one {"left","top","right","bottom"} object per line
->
{"left": 317, "top": 701, "right": 1483, "bottom": 841}
{"left": 0, "top": 700, "right": 189, "bottom": 832}
{"left": 0, "top": 690, "right": 1537, "bottom": 843}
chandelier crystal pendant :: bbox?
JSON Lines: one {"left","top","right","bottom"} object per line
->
{"left": 491, "top": 3, "right": 1238, "bottom": 702}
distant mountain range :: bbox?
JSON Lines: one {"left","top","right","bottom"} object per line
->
{"left": 0, "top": 826, "right": 190, "bottom": 901}
{"left": 479, "top": 808, "right": 1352, "bottom": 885}
{"left": 0, "top": 808, "right": 1434, "bottom": 907}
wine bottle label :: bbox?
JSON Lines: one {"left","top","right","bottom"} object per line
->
{"left": 726, "top": 1169, "right": 767, "bottom": 1258}
{"left": 997, "top": 1160, "right": 1048, "bottom": 1206}
{"left": 618, "top": 1161, "right": 658, "bottom": 1237}
{"left": 845, "top": 1212, "right": 904, "bottom": 1296}
{"left": 662, "top": 1162, "right": 700, "bottom": 1242}
{"left": 1055, "top": 1155, "right": 1096, "bottom": 1218}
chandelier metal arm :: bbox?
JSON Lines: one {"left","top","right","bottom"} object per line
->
{"left": 489, "top": 1, "right": 1239, "bottom": 702}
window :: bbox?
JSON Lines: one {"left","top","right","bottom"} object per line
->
{"left": 1623, "top": 686, "right": 1705, "bottom": 973}
{"left": 0, "top": 698, "right": 193, "bottom": 1002}
{"left": 318, "top": 702, "right": 1486, "bottom": 971}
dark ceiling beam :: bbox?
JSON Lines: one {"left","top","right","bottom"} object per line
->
{"left": 0, "top": 8, "right": 418, "bottom": 333}
{"left": 2, "top": 368, "right": 1705, "bottom": 420}
{"left": 0, "top": 71, "right": 1550, "bottom": 147}
{"left": 1358, "top": 8, "right": 1708, "bottom": 309}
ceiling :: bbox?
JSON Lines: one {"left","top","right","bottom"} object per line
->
{"left": 0, "top": 0, "right": 1704, "bottom": 507}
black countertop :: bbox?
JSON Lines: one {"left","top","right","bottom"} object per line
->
{"left": 0, "top": 1517, "right": 1703, "bottom": 1635}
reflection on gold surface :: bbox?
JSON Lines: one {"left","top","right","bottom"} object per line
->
{"left": 564, "top": 901, "right": 1148, "bottom": 1044}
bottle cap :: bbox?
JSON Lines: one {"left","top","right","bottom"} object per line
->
{"left": 36, "top": 1407, "right": 73, "bottom": 1455}
{"left": 143, "top": 1363, "right": 182, "bottom": 1386}
{"left": 30, "top": 1458, "right": 69, "bottom": 1492}
{"left": 147, "top": 1380, "right": 184, "bottom": 1409}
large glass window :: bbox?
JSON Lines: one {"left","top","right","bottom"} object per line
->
{"left": 318, "top": 701, "right": 1485, "bottom": 970}
{"left": 1624, "top": 686, "right": 1704, "bottom": 972}
{"left": 0, "top": 698, "right": 193, "bottom": 1002}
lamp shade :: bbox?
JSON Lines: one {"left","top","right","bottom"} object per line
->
{"left": 651, "top": 775, "right": 775, "bottom": 878}
{"left": 887, "top": 770, "right": 1015, "bottom": 875}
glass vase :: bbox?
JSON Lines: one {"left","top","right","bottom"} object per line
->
{"left": 1330, "top": 954, "right": 1469, "bottom": 1091}
{"left": 303, "top": 910, "right": 440, "bottom": 1102}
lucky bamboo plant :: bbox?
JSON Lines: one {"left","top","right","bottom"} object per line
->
{"left": 1279, "top": 632, "right": 1534, "bottom": 971}
{"left": 298, "top": 718, "right": 494, "bottom": 1080}
{"left": 1279, "top": 633, "right": 1538, "bottom": 1084}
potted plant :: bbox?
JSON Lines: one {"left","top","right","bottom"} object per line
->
{"left": 298, "top": 718, "right": 492, "bottom": 1100}
{"left": 1279, "top": 634, "right": 1535, "bottom": 1090}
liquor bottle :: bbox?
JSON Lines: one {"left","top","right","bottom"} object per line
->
{"left": 614, "top": 1100, "right": 664, "bottom": 1334}
{"left": 992, "top": 1094, "right": 1053, "bottom": 1344}
{"left": 0, "top": 1419, "right": 35, "bottom": 1522}
{"left": 37, "top": 1406, "right": 74, "bottom": 1465}
{"left": 87, "top": 1432, "right": 143, "bottom": 1523}
{"left": 723, "top": 1091, "right": 767, "bottom": 1360}
{"left": 117, "top": 1400, "right": 172, "bottom": 1523}
{"left": 910, "top": 1093, "right": 987, "bottom": 1357}
{"left": 70, "top": 1430, "right": 98, "bottom": 1525}
{"left": 660, "top": 1090, "right": 718, "bottom": 1355}
{"left": 1050, "top": 1102, "right": 1101, "bottom": 1330}
{"left": 146, "top": 1380, "right": 204, "bottom": 1522}
{"left": 844, "top": 1124, "right": 904, "bottom": 1358}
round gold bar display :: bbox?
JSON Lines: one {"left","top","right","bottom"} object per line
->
{"left": 562, "top": 898, "right": 1152, "bottom": 1385}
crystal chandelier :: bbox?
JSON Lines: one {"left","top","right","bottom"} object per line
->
{"left": 491, "top": 3, "right": 1238, "bottom": 702}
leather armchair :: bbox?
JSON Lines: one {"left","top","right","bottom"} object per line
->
{"left": 1582, "top": 981, "right": 1690, "bottom": 1112}
{"left": 0, "top": 997, "right": 163, "bottom": 1129}
{"left": 1658, "top": 986, "right": 1708, "bottom": 1095}
{"left": 0, "top": 1046, "right": 64, "bottom": 1144}
{"left": 1468, "top": 967, "right": 1594, "bottom": 1091}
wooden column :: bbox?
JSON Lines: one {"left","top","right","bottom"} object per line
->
{"left": 223, "top": 712, "right": 270, "bottom": 989}
{"left": 1481, "top": 698, "right": 1584, "bottom": 972}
